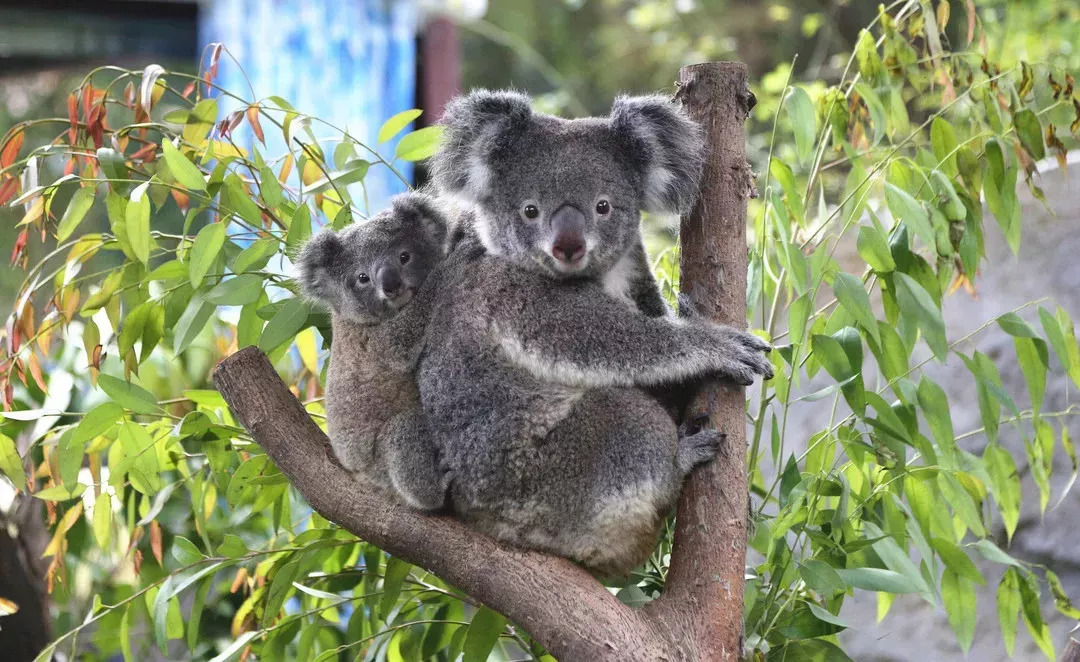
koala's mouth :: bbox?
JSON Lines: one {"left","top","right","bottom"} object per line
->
{"left": 384, "top": 287, "right": 416, "bottom": 310}
{"left": 542, "top": 250, "right": 590, "bottom": 276}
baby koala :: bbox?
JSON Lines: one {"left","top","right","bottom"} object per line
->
{"left": 295, "top": 192, "right": 450, "bottom": 510}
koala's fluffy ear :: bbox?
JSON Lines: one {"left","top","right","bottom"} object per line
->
{"left": 295, "top": 229, "right": 344, "bottom": 306}
{"left": 390, "top": 192, "right": 449, "bottom": 251}
{"left": 429, "top": 89, "right": 533, "bottom": 201}
{"left": 610, "top": 95, "right": 706, "bottom": 215}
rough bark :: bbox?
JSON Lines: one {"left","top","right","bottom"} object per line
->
{"left": 213, "top": 61, "right": 752, "bottom": 662}
{"left": 213, "top": 347, "right": 676, "bottom": 662}
{"left": 650, "top": 62, "right": 755, "bottom": 661}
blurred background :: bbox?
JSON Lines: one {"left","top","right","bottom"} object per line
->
{"left": 1, "top": 1, "right": 1079, "bottom": 660}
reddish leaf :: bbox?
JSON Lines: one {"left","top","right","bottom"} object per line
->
{"left": 27, "top": 353, "right": 47, "bottom": 394}
{"left": 182, "top": 81, "right": 196, "bottom": 99}
{"left": 171, "top": 189, "right": 190, "bottom": 215}
{"left": 0, "top": 177, "right": 20, "bottom": 206}
{"left": 965, "top": 0, "right": 976, "bottom": 44}
{"left": 124, "top": 81, "right": 135, "bottom": 108}
{"left": 90, "top": 344, "right": 104, "bottom": 370}
{"left": 131, "top": 142, "right": 157, "bottom": 162}
{"left": 9, "top": 230, "right": 28, "bottom": 267}
{"left": 247, "top": 105, "right": 265, "bottom": 145}
{"left": 67, "top": 93, "right": 79, "bottom": 144}
{"left": 3, "top": 381, "right": 13, "bottom": 410}
{"left": 149, "top": 520, "right": 163, "bottom": 565}
{"left": 208, "top": 43, "right": 224, "bottom": 83}
{"left": 1, "top": 128, "right": 24, "bottom": 169}
{"left": 132, "top": 548, "right": 143, "bottom": 577}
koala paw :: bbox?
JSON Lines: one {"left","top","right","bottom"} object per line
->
{"left": 716, "top": 327, "right": 774, "bottom": 384}
{"left": 676, "top": 428, "right": 725, "bottom": 473}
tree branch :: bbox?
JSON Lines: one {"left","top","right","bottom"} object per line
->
{"left": 212, "top": 346, "right": 674, "bottom": 661}
{"left": 651, "top": 62, "right": 755, "bottom": 661}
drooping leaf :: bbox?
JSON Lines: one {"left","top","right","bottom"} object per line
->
{"left": 785, "top": 86, "right": 817, "bottom": 163}
{"left": 462, "top": 606, "right": 506, "bottom": 662}
{"left": 188, "top": 222, "right": 226, "bottom": 288}
{"left": 98, "top": 374, "right": 160, "bottom": 414}
{"left": 894, "top": 273, "right": 947, "bottom": 361}
{"left": 56, "top": 185, "right": 97, "bottom": 242}
{"left": 71, "top": 402, "right": 125, "bottom": 445}
{"left": 126, "top": 182, "right": 152, "bottom": 265}
{"left": 162, "top": 139, "right": 207, "bottom": 191}
{"left": 259, "top": 298, "right": 309, "bottom": 352}
{"left": 833, "top": 272, "right": 880, "bottom": 344}
{"left": 942, "top": 569, "right": 976, "bottom": 652}
{"left": 0, "top": 434, "right": 26, "bottom": 492}
{"left": 857, "top": 224, "right": 896, "bottom": 272}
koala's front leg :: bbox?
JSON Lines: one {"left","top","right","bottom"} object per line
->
{"left": 382, "top": 410, "right": 450, "bottom": 511}
{"left": 495, "top": 280, "right": 773, "bottom": 389}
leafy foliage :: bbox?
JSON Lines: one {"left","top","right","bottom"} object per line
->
{"left": 0, "top": 2, "right": 1077, "bottom": 661}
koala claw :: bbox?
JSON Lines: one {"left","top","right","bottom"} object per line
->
{"left": 676, "top": 428, "right": 725, "bottom": 473}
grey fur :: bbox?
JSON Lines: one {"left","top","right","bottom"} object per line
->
{"left": 294, "top": 192, "right": 451, "bottom": 511}
{"left": 429, "top": 89, "right": 703, "bottom": 318}
{"left": 415, "top": 89, "right": 769, "bottom": 577}
{"left": 416, "top": 236, "right": 771, "bottom": 578}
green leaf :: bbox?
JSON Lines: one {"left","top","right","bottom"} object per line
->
{"left": 302, "top": 159, "right": 370, "bottom": 196}
{"left": 856, "top": 224, "right": 896, "bottom": 272}
{"left": 833, "top": 272, "right": 880, "bottom": 344}
{"left": 1014, "top": 337, "right": 1048, "bottom": 414}
{"left": 942, "top": 569, "right": 976, "bottom": 652}
{"left": 126, "top": 182, "right": 151, "bottom": 265}
{"left": 286, "top": 205, "right": 312, "bottom": 253}
{"left": 378, "top": 109, "right": 423, "bottom": 144}
{"left": 894, "top": 272, "right": 947, "bottom": 361}
{"left": 834, "top": 567, "right": 922, "bottom": 593}
{"left": 806, "top": 602, "right": 850, "bottom": 629}
{"left": 394, "top": 126, "right": 444, "bottom": 162}
{"left": 222, "top": 175, "right": 263, "bottom": 227}
{"left": 984, "top": 443, "right": 1022, "bottom": 541}
{"left": 173, "top": 296, "right": 214, "bottom": 355}
{"left": 146, "top": 259, "right": 187, "bottom": 282}
{"left": 226, "top": 455, "right": 271, "bottom": 506}
{"left": 930, "top": 537, "right": 983, "bottom": 585}
{"left": 72, "top": 402, "right": 125, "bottom": 445}
{"left": 0, "top": 433, "right": 26, "bottom": 492}
{"left": 262, "top": 558, "right": 301, "bottom": 628}
{"left": 930, "top": 116, "right": 959, "bottom": 177}
{"left": 217, "top": 533, "right": 248, "bottom": 558}
{"left": 379, "top": 556, "right": 412, "bottom": 619}
{"left": 98, "top": 374, "right": 160, "bottom": 414}
{"left": 92, "top": 491, "right": 112, "bottom": 549}
{"left": 462, "top": 606, "right": 506, "bottom": 662}
{"left": 997, "top": 312, "right": 1039, "bottom": 337}
{"left": 997, "top": 568, "right": 1021, "bottom": 656}
{"left": 984, "top": 138, "right": 1021, "bottom": 255}
{"left": 1057, "top": 426, "right": 1077, "bottom": 509}
{"left": 799, "top": 559, "right": 846, "bottom": 594}
{"left": 205, "top": 274, "right": 264, "bottom": 306}
{"left": 1045, "top": 568, "right": 1080, "bottom": 618}
{"left": 96, "top": 147, "right": 129, "bottom": 182}
{"left": 57, "top": 186, "right": 97, "bottom": 242}
{"left": 861, "top": 522, "right": 931, "bottom": 595}
{"left": 1014, "top": 109, "right": 1045, "bottom": 161}
{"left": 885, "top": 182, "right": 933, "bottom": 247}
{"left": 767, "top": 640, "right": 853, "bottom": 662}
{"left": 853, "top": 83, "right": 886, "bottom": 145}
{"left": 785, "top": 86, "right": 816, "bottom": 163}
{"left": 33, "top": 483, "right": 86, "bottom": 501}
{"left": 172, "top": 536, "right": 203, "bottom": 565}
{"left": 189, "top": 222, "right": 226, "bottom": 288}
{"left": 188, "top": 577, "right": 212, "bottom": 652}
{"left": 917, "top": 377, "right": 956, "bottom": 465}
{"left": 259, "top": 298, "right": 309, "bottom": 352}
{"left": 973, "top": 539, "right": 1024, "bottom": 568}
{"left": 183, "top": 99, "right": 218, "bottom": 146}
{"left": 161, "top": 139, "right": 207, "bottom": 191}
{"left": 232, "top": 238, "right": 278, "bottom": 273}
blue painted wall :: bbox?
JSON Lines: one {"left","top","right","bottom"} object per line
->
{"left": 199, "top": 0, "right": 418, "bottom": 215}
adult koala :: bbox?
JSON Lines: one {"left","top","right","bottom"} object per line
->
{"left": 420, "top": 90, "right": 771, "bottom": 578}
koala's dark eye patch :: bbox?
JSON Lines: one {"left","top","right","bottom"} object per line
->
{"left": 595, "top": 199, "right": 611, "bottom": 215}
{"left": 523, "top": 204, "right": 540, "bottom": 220}
{"left": 399, "top": 252, "right": 411, "bottom": 265}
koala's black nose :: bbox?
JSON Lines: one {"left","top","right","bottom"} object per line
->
{"left": 376, "top": 266, "right": 404, "bottom": 299}
{"left": 550, "top": 204, "right": 587, "bottom": 264}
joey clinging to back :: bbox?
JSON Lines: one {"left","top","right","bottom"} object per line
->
{"left": 296, "top": 193, "right": 448, "bottom": 327}
{"left": 429, "top": 89, "right": 706, "bottom": 315}
{"left": 294, "top": 192, "right": 451, "bottom": 511}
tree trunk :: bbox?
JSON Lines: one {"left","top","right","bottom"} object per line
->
{"left": 214, "top": 61, "right": 753, "bottom": 662}
{"left": 650, "top": 62, "right": 756, "bottom": 661}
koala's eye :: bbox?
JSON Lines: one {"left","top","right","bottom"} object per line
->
{"left": 595, "top": 199, "right": 611, "bottom": 216}
{"left": 522, "top": 204, "right": 540, "bottom": 220}
{"left": 399, "top": 252, "right": 411, "bottom": 265}
{"left": 356, "top": 273, "right": 370, "bottom": 286}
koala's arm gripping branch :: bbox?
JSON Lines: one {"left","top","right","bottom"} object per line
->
{"left": 213, "top": 346, "right": 675, "bottom": 661}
